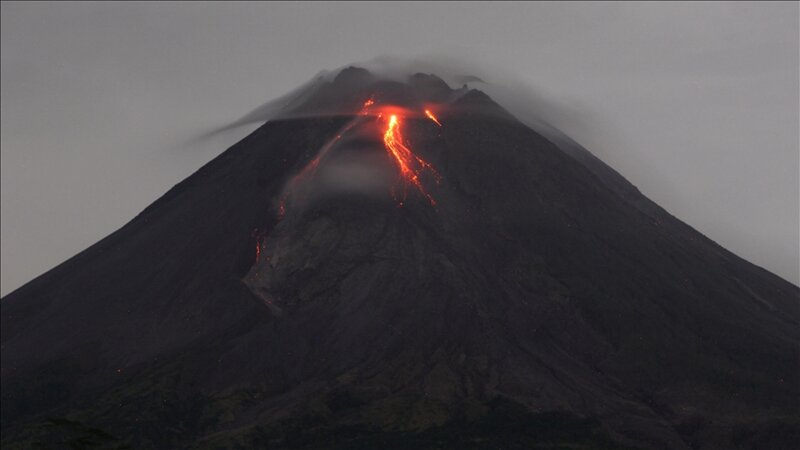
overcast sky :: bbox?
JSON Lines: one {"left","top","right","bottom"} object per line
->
{"left": 1, "top": 1, "right": 798, "bottom": 295}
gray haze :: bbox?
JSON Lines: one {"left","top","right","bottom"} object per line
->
{"left": 1, "top": 2, "right": 798, "bottom": 296}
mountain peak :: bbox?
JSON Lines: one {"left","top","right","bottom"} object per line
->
{"left": 2, "top": 63, "right": 798, "bottom": 450}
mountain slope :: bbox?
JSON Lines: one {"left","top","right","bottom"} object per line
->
{"left": 2, "top": 68, "right": 798, "bottom": 450}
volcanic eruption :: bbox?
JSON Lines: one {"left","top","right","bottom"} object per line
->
{"left": 1, "top": 66, "right": 798, "bottom": 450}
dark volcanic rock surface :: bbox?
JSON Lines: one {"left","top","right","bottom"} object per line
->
{"left": 2, "top": 69, "right": 799, "bottom": 450}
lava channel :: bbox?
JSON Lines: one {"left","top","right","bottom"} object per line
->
{"left": 381, "top": 113, "right": 440, "bottom": 207}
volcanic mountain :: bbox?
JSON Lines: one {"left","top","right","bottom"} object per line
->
{"left": 2, "top": 67, "right": 798, "bottom": 449}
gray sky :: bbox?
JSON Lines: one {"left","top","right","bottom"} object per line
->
{"left": 1, "top": 1, "right": 798, "bottom": 296}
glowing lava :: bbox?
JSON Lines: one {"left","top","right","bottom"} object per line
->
{"left": 424, "top": 109, "right": 442, "bottom": 127}
{"left": 362, "top": 98, "right": 375, "bottom": 111}
{"left": 279, "top": 99, "right": 443, "bottom": 213}
{"left": 382, "top": 114, "right": 439, "bottom": 206}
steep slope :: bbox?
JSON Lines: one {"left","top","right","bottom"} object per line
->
{"left": 2, "top": 68, "right": 798, "bottom": 450}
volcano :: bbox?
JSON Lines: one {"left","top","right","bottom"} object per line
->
{"left": 2, "top": 67, "right": 798, "bottom": 450}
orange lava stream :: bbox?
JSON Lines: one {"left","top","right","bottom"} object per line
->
{"left": 383, "top": 114, "right": 438, "bottom": 206}
{"left": 424, "top": 109, "right": 442, "bottom": 126}
{"left": 281, "top": 99, "right": 443, "bottom": 214}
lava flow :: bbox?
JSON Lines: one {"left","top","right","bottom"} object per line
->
{"left": 279, "top": 99, "right": 444, "bottom": 214}
{"left": 424, "top": 109, "right": 442, "bottom": 127}
{"left": 381, "top": 113, "right": 440, "bottom": 207}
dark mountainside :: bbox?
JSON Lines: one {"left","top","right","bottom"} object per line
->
{"left": 2, "top": 67, "right": 799, "bottom": 450}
